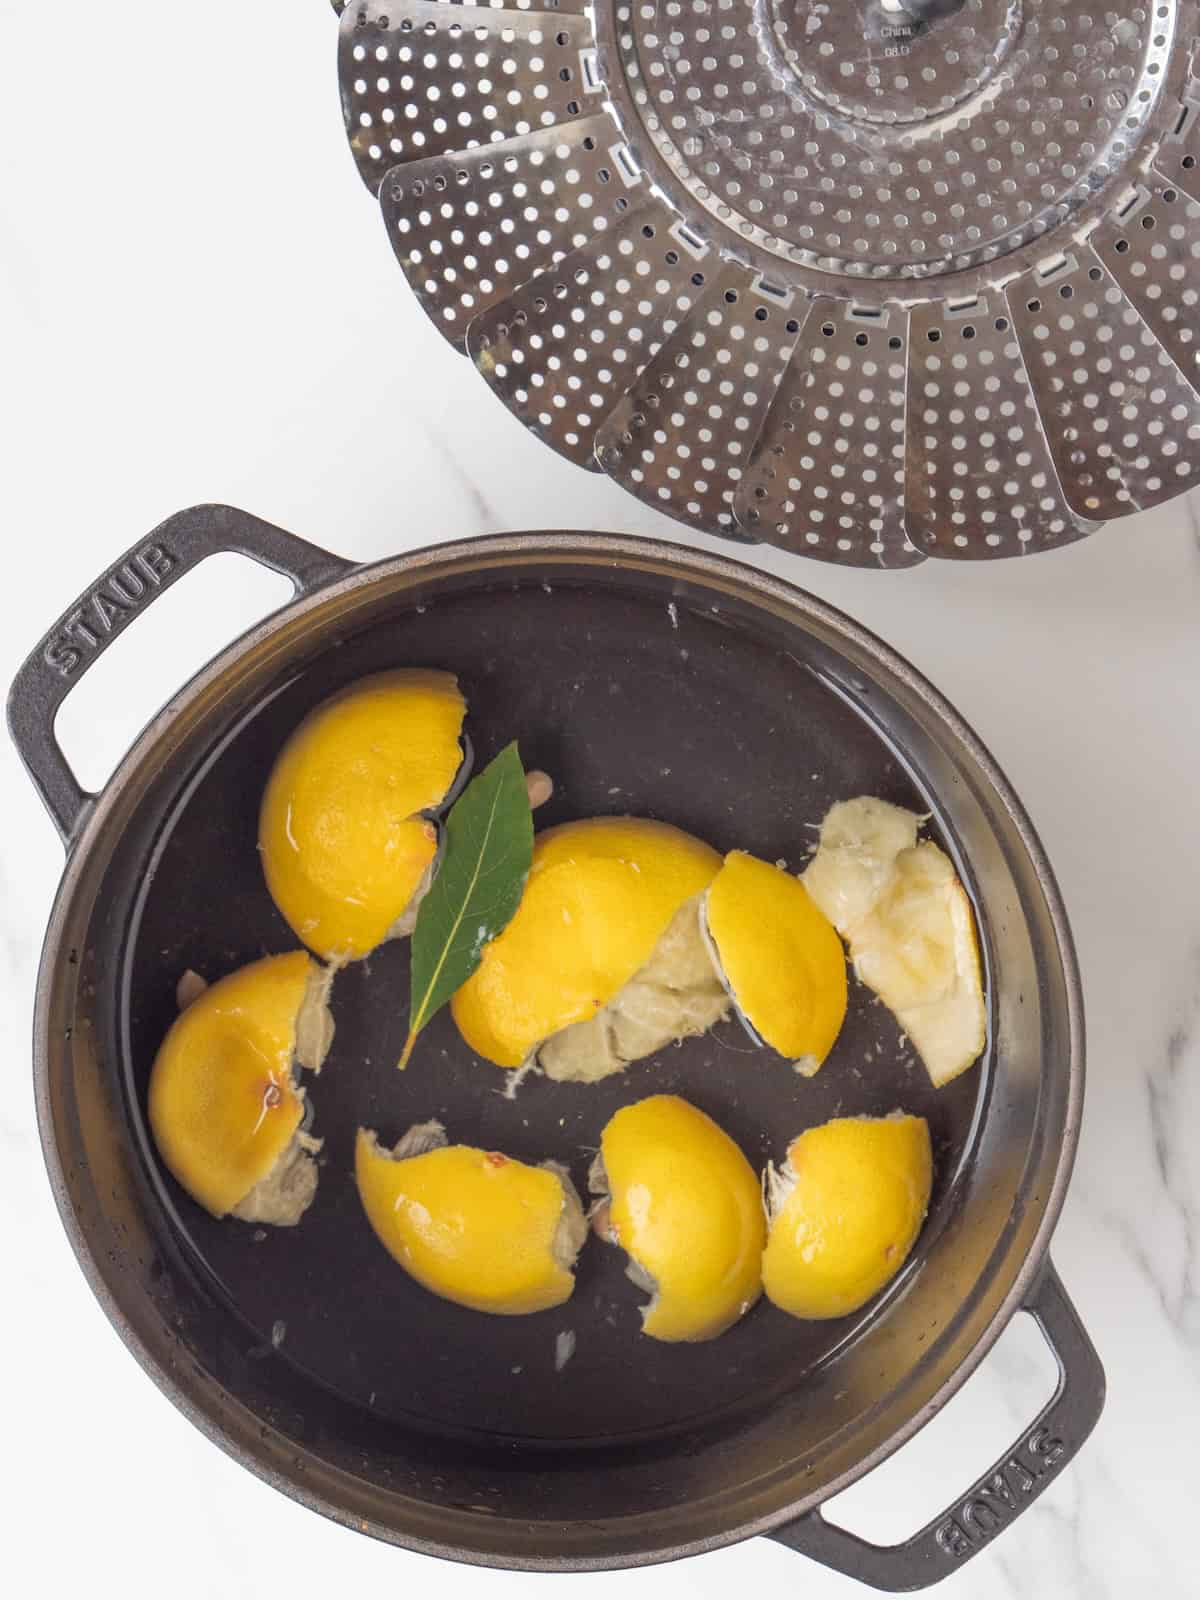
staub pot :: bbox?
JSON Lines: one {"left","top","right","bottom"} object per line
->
{"left": 10, "top": 505, "right": 1103, "bottom": 1592}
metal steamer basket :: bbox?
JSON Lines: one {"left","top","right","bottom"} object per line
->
{"left": 337, "top": 0, "right": 1200, "bottom": 565}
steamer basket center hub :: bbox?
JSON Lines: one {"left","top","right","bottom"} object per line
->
{"left": 602, "top": 0, "right": 1178, "bottom": 277}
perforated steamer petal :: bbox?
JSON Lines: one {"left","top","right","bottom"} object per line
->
{"left": 336, "top": 0, "right": 1200, "bottom": 566}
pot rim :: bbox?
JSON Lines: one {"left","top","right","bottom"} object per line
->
{"left": 29, "top": 527, "right": 1085, "bottom": 1570}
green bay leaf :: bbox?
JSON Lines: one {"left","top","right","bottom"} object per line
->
{"left": 399, "top": 741, "right": 533, "bottom": 1068}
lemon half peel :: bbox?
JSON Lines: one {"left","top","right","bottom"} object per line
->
{"left": 704, "top": 850, "right": 847, "bottom": 1071}
{"left": 537, "top": 893, "right": 730, "bottom": 1082}
{"left": 803, "top": 797, "right": 986, "bottom": 1087}
{"left": 451, "top": 817, "right": 723, "bottom": 1072}
{"left": 259, "top": 669, "right": 467, "bottom": 963}
{"left": 762, "top": 1112, "right": 933, "bottom": 1321}
{"left": 148, "top": 951, "right": 334, "bottom": 1224}
{"left": 591, "top": 1094, "right": 765, "bottom": 1342}
{"left": 355, "top": 1123, "right": 586, "bottom": 1315}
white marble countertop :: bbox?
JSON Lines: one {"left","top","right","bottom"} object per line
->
{"left": 1, "top": 3, "right": 1197, "bottom": 1596}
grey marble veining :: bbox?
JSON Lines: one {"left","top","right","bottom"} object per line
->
{"left": 1145, "top": 947, "right": 1200, "bottom": 1346}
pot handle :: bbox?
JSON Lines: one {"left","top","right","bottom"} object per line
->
{"left": 769, "top": 1260, "right": 1105, "bottom": 1593}
{"left": 6, "top": 503, "right": 353, "bottom": 844}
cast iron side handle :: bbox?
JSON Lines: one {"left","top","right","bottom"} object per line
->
{"left": 7, "top": 503, "right": 353, "bottom": 844}
{"left": 770, "top": 1261, "right": 1105, "bottom": 1593}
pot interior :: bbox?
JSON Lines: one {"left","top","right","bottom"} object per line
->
{"left": 43, "top": 544, "right": 1073, "bottom": 1565}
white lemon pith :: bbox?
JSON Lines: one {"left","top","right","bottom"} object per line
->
{"left": 539, "top": 894, "right": 730, "bottom": 1081}
{"left": 355, "top": 1123, "right": 586, "bottom": 1314}
{"left": 802, "top": 797, "right": 919, "bottom": 930}
{"left": 762, "top": 1113, "right": 933, "bottom": 1320}
{"left": 591, "top": 1095, "right": 765, "bottom": 1342}
{"left": 451, "top": 817, "right": 724, "bottom": 1077}
{"left": 148, "top": 952, "right": 334, "bottom": 1225}
{"left": 802, "top": 798, "right": 986, "bottom": 1087}
{"left": 259, "top": 669, "right": 467, "bottom": 963}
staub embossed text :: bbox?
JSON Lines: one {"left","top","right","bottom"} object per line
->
{"left": 935, "top": 1425, "right": 1066, "bottom": 1559}
{"left": 42, "top": 544, "right": 176, "bottom": 677}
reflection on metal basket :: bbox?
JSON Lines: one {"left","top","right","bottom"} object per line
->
{"left": 337, "top": 0, "right": 1200, "bottom": 566}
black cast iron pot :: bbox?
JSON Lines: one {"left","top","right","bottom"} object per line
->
{"left": 8, "top": 505, "right": 1104, "bottom": 1592}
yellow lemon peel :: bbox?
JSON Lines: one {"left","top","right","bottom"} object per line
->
{"left": 355, "top": 1123, "right": 586, "bottom": 1314}
{"left": 704, "top": 850, "right": 847, "bottom": 1070}
{"left": 538, "top": 893, "right": 730, "bottom": 1082}
{"left": 451, "top": 818, "right": 722, "bottom": 1070}
{"left": 259, "top": 669, "right": 466, "bottom": 962}
{"left": 148, "top": 951, "right": 334, "bottom": 1223}
{"left": 762, "top": 1113, "right": 933, "bottom": 1320}
{"left": 592, "top": 1094, "right": 765, "bottom": 1342}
